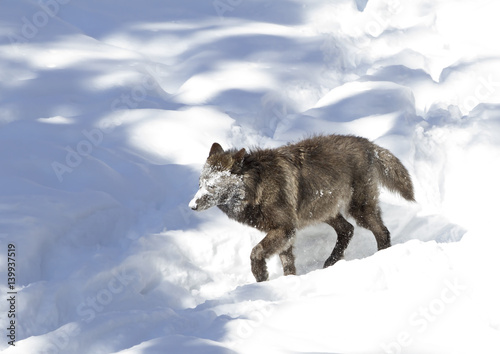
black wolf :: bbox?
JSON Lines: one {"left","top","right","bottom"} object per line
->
{"left": 189, "top": 135, "right": 414, "bottom": 282}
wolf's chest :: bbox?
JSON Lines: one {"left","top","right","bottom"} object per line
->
{"left": 219, "top": 202, "right": 270, "bottom": 231}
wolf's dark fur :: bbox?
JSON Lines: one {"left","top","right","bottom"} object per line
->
{"left": 190, "top": 134, "right": 415, "bottom": 282}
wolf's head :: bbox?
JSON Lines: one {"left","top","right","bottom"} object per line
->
{"left": 189, "top": 143, "right": 246, "bottom": 212}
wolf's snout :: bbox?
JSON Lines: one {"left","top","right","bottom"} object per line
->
{"left": 188, "top": 197, "right": 198, "bottom": 211}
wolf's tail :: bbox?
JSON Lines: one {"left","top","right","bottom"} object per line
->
{"left": 373, "top": 145, "right": 415, "bottom": 201}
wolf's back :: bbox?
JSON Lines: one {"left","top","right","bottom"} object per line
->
{"left": 373, "top": 145, "right": 415, "bottom": 201}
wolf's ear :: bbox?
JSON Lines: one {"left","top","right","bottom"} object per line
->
{"left": 233, "top": 148, "right": 246, "bottom": 165}
{"left": 209, "top": 143, "right": 224, "bottom": 156}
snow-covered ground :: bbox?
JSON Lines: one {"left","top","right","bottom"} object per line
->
{"left": 1, "top": 0, "right": 500, "bottom": 353}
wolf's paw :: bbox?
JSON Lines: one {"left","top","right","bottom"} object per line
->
{"left": 251, "top": 245, "right": 269, "bottom": 282}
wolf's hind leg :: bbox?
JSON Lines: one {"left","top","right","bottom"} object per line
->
{"left": 279, "top": 246, "right": 296, "bottom": 276}
{"left": 350, "top": 204, "right": 391, "bottom": 251}
{"left": 324, "top": 214, "right": 354, "bottom": 268}
{"left": 251, "top": 228, "right": 295, "bottom": 282}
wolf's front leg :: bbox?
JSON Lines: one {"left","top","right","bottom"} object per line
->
{"left": 279, "top": 246, "right": 296, "bottom": 276}
{"left": 250, "top": 244, "right": 269, "bottom": 282}
{"left": 250, "top": 228, "right": 295, "bottom": 282}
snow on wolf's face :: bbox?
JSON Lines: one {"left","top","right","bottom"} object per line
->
{"left": 189, "top": 161, "right": 245, "bottom": 212}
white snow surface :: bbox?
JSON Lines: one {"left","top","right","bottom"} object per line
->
{"left": 1, "top": 0, "right": 500, "bottom": 353}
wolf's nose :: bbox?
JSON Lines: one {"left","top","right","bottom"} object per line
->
{"left": 188, "top": 198, "right": 198, "bottom": 210}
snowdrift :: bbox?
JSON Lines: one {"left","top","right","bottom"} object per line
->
{"left": 1, "top": 0, "right": 499, "bottom": 353}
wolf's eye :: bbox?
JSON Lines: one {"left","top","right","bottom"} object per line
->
{"left": 203, "top": 181, "right": 216, "bottom": 191}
